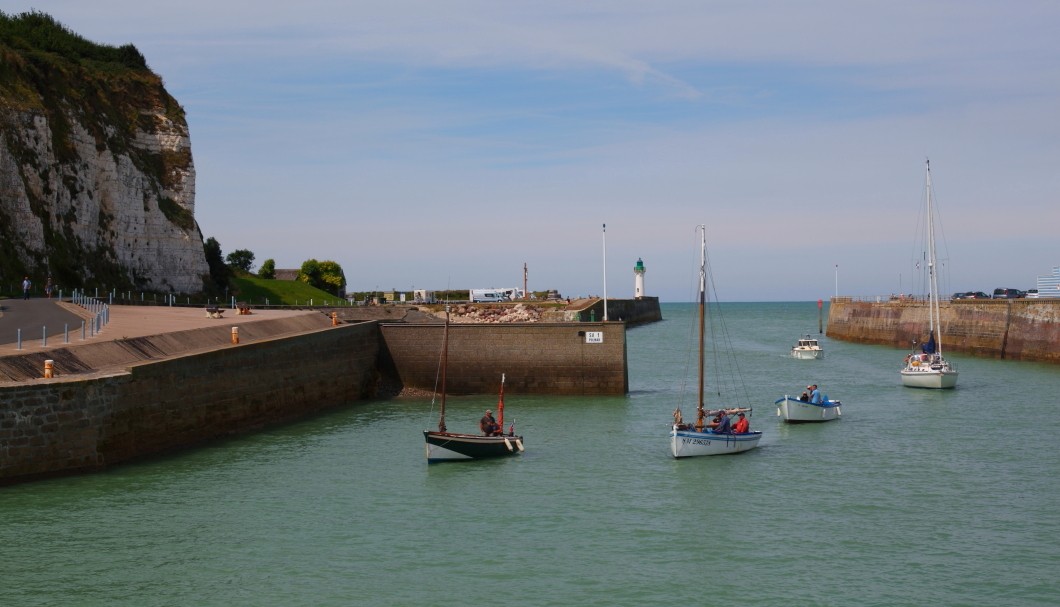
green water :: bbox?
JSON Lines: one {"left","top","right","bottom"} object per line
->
{"left": 2, "top": 302, "right": 1058, "bottom": 606}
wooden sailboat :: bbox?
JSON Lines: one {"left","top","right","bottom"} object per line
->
{"left": 669, "top": 225, "right": 762, "bottom": 458}
{"left": 423, "top": 306, "right": 525, "bottom": 462}
{"left": 900, "top": 159, "right": 959, "bottom": 389}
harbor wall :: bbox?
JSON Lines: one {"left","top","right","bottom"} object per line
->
{"left": 0, "top": 322, "right": 379, "bottom": 485}
{"left": 379, "top": 322, "right": 628, "bottom": 395}
{"left": 568, "top": 297, "right": 661, "bottom": 325}
{"left": 826, "top": 298, "right": 1060, "bottom": 363}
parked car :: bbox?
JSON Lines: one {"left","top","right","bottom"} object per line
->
{"left": 951, "top": 291, "right": 972, "bottom": 300}
{"left": 1026, "top": 289, "right": 1039, "bottom": 298}
{"left": 992, "top": 288, "right": 1026, "bottom": 299}
{"left": 967, "top": 291, "right": 991, "bottom": 299}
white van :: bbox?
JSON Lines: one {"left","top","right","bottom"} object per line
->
{"left": 471, "top": 290, "right": 507, "bottom": 303}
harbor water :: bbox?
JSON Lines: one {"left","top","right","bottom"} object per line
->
{"left": 2, "top": 302, "right": 1058, "bottom": 606}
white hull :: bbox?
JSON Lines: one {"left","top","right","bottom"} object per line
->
{"left": 900, "top": 365, "right": 958, "bottom": 389}
{"left": 775, "top": 396, "right": 841, "bottom": 422}
{"left": 669, "top": 427, "right": 762, "bottom": 458}
{"left": 790, "top": 347, "right": 823, "bottom": 360}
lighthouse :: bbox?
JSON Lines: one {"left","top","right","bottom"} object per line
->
{"left": 634, "top": 258, "right": 646, "bottom": 299}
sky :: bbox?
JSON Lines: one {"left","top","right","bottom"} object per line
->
{"left": 5, "top": 1, "right": 1059, "bottom": 301}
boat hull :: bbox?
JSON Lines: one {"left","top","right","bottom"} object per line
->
{"left": 775, "top": 396, "right": 841, "bottom": 422}
{"left": 790, "top": 347, "right": 823, "bottom": 360}
{"left": 669, "top": 427, "right": 762, "bottom": 458}
{"left": 424, "top": 430, "right": 524, "bottom": 462}
{"left": 900, "top": 367, "right": 958, "bottom": 389}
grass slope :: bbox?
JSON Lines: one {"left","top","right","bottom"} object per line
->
{"left": 232, "top": 275, "right": 346, "bottom": 306}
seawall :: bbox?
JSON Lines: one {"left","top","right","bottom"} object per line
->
{"left": 2, "top": 307, "right": 632, "bottom": 485}
{"left": 1, "top": 320, "right": 380, "bottom": 485}
{"left": 379, "top": 322, "right": 628, "bottom": 396}
{"left": 827, "top": 298, "right": 1060, "bottom": 363}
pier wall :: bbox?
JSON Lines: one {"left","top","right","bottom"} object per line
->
{"left": 568, "top": 297, "right": 661, "bottom": 325}
{"left": 380, "top": 322, "right": 628, "bottom": 395}
{"left": 1, "top": 322, "right": 379, "bottom": 485}
{"left": 827, "top": 298, "right": 1060, "bottom": 363}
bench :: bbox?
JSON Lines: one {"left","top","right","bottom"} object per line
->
{"left": 205, "top": 307, "right": 224, "bottom": 318}
{"left": 236, "top": 302, "right": 252, "bottom": 315}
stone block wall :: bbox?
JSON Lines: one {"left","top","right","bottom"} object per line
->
{"left": 380, "top": 322, "right": 628, "bottom": 395}
{"left": 827, "top": 298, "right": 1060, "bottom": 363}
{"left": 1, "top": 322, "right": 379, "bottom": 485}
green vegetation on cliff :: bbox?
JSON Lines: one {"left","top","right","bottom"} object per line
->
{"left": 0, "top": 11, "right": 197, "bottom": 292}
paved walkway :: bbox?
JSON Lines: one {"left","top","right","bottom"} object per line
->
{"left": 1, "top": 299, "right": 316, "bottom": 354}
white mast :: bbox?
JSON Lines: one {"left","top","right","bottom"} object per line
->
{"left": 925, "top": 159, "right": 943, "bottom": 357}
{"left": 602, "top": 223, "right": 608, "bottom": 321}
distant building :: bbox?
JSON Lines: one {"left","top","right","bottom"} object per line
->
{"left": 1035, "top": 266, "right": 1060, "bottom": 298}
{"left": 273, "top": 269, "right": 299, "bottom": 281}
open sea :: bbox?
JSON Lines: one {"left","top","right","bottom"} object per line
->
{"left": 2, "top": 302, "right": 1058, "bottom": 606}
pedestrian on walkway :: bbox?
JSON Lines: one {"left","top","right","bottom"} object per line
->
{"left": 22, "top": 276, "right": 31, "bottom": 300}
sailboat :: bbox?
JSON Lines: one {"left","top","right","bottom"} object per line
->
{"left": 669, "top": 225, "right": 762, "bottom": 458}
{"left": 423, "top": 306, "right": 525, "bottom": 462}
{"left": 900, "top": 159, "right": 959, "bottom": 389}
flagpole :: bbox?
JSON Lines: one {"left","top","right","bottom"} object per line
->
{"left": 602, "top": 223, "right": 609, "bottom": 321}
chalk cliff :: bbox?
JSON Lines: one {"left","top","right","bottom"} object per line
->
{"left": 0, "top": 12, "right": 208, "bottom": 293}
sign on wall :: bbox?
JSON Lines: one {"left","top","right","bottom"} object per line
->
{"left": 585, "top": 331, "right": 603, "bottom": 344}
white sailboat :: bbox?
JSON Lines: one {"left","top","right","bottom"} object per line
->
{"left": 669, "top": 225, "right": 762, "bottom": 458}
{"left": 900, "top": 159, "right": 959, "bottom": 389}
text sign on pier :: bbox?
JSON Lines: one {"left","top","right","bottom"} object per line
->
{"left": 585, "top": 331, "right": 603, "bottom": 344}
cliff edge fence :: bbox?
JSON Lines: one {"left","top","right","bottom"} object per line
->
{"left": 827, "top": 298, "right": 1060, "bottom": 364}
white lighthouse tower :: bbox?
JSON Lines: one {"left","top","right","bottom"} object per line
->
{"left": 634, "top": 258, "right": 646, "bottom": 299}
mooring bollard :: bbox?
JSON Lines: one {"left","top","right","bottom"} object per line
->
{"left": 231, "top": 326, "right": 239, "bottom": 344}
{"left": 331, "top": 312, "right": 338, "bottom": 326}
{"left": 44, "top": 359, "right": 54, "bottom": 378}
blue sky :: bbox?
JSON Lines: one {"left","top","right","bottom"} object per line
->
{"left": 7, "top": 1, "right": 1059, "bottom": 301}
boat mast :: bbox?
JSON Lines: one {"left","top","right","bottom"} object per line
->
{"left": 497, "top": 373, "right": 506, "bottom": 429}
{"left": 925, "top": 159, "right": 943, "bottom": 357}
{"left": 438, "top": 306, "right": 449, "bottom": 432}
{"left": 696, "top": 224, "right": 706, "bottom": 432}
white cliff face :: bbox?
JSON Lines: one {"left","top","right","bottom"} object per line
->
{"left": 0, "top": 107, "right": 209, "bottom": 293}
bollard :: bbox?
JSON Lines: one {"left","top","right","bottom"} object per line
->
{"left": 44, "top": 359, "right": 54, "bottom": 378}
{"left": 231, "top": 326, "right": 239, "bottom": 344}
{"left": 331, "top": 312, "right": 338, "bottom": 326}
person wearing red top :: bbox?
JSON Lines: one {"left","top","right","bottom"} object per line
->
{"left": 732, "top": 412, "right": 750, "bottom": 434}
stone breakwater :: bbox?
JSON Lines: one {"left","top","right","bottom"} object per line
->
{"left": 1, "top": 317, "right": 379, "bottom": 485}
{"left": 826, "top": 298, "right": 1060, "bottom": 364}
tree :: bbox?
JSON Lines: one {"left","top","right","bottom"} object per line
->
{"left": 298, "top": 259, "right": 346, "bottom": 296}
{"left": 225, "top": 249, "right": 255, "bottom": 273}
{"left": 203, "top": 237, "right": 229, "bottom": 293}
{"left": 258, "top": 258, "right": 275, "bottom": 279}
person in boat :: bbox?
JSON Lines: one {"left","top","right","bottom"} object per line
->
{"left": 809, "top": 385, "right": 822, "bottom": 404}
{"left": 732, "top": 412, "right": 749, "bottom": 434}
{"left": 479, "top": 410, "right": 500, "bottom": 436}
{"left": 799, "top": 391, "right": 810, "bottom": 402}
{"left": 707, "top": 410, "right": 731, "bottom": 434}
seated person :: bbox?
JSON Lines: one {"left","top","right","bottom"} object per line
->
{"left": 479, "top": 410, "right": 500, "bottom": 436}
{"left": 799, "top": 391, "right": 810, "bottom": 402}
{"left": 732, "top": 412, "right": 749, "bottom": 434}
{"left": 708, "top": 411, "right": 731, "bottom": 434}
